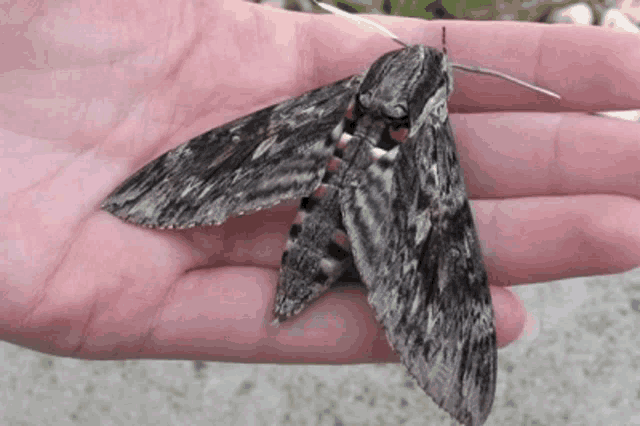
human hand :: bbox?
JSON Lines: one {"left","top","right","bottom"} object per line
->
{"left": 2, "top": 0, "right": 639, "bottom": 361}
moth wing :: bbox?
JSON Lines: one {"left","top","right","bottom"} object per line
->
{"left": 102, "top": 76, "right": 361, "bottom": 228}
{"left": 341, "top": 119, "right": 496, "bottom": 426}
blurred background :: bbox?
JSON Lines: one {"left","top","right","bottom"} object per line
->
{"left": 3, "top": 1, "right": 639, "bottom": 425}
{"left": 263, "top": 0, "right": 632, "bottom": 26}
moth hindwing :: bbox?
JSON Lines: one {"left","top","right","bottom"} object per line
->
{"left": 102, "top": 45, "right": 496, "bottom": 426}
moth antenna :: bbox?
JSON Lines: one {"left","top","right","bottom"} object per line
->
{"left": 441, "top": 26, "right": 447, "bottom": 55}
{"left": 451, "top": 63, "right": 561, "bottom": 99}
{"left": 311, "top": 0, "right": 407, "bottom": 47}
{"left": 311, "top": 1, "right": 560, "bottom": 100}
{"left": 443, "top": 27, "right": 559, "bottom": 99}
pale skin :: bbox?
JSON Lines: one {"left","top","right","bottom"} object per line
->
{"left": 2, "top": 0, "right": 640, "bottom": 362}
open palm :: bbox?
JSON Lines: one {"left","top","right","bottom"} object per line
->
{"left": 3, "top": 0, "right": 640, "bottom": 362}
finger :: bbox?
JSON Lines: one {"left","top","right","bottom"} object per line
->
{"left": 474, "top": 195, "right": 640, "bottom": 286}
{"left": 189, "top": 171, "right": 640, "bottom": 291}
{"left": 493, "top": 285, "right": 527, "bottom": 348}
{"left": 452, "top": 112, "right": 640, "bottom": 201}
{"left": 264, "top": 283, "right": 526, "bottom": 360}
{"left": 311, "top": 17, "right": 640, "bottom": 112}
{"left": 121, "top": 267, "right": 525, "bottom": 361}
{"left": 400, "top": 21, "right": 640, "bottom": 113}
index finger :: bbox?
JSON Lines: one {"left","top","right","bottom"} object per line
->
{"left": 414, "top": 21, "right": 640, "bottom": 113}
{"left": 310, "top": 17, "right": 640, "bottom": 113}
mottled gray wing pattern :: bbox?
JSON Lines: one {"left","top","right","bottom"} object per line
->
{"left": 102, "top": 43, "right": 498, "bottom": 426}
{"left": 102, "top": 75, "right": 361, "bottom": 228}
{"left": 340, "top": 48, "right": 496, "bottom": 426}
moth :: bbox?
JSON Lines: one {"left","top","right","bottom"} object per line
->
{"left": 102, "top": 29, "right": 556, "bottom": 424}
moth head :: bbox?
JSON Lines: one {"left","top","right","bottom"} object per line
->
{"left": 358, "top": 45, "right": 453, "bottom": 126}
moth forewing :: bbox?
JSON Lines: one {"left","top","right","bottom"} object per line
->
{"left": 101, "top": 75, "right": 361, "bottom": 228}
{"left": 339, "top": 46, "right": 495, "bottom": 426}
